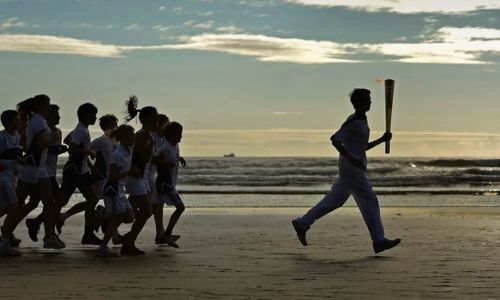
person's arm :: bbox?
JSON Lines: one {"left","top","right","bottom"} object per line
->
{"left": 67, "top": 130, "right": 96, "bottom": 158}
{"left": 153, "top": 148, "right": 177, "bottom": 168}
{"left": 180, "top": 156, "right": 186, "bottom": 168}
{"left": 366, "top": 132, "right": 392, "bottom": 151}
{"left": 34, "top": 129, "right": 58, "bottom": 150}
{"left": 330, "top": 135, "right": 366, "bottom": 170}
{"left": 133, "top": 131, "right": 155, "bottom": 165}
{"left": 63, "top": 131, "right": 73, "bottom": 146}
{"left": 108, "top": 163, "right": 139, "bottom": 181}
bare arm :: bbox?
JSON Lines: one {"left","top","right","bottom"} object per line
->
{"left": 366, "top": 132, "right": 392, "bottom": 151}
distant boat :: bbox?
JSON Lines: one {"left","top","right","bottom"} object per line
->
{"left": 223, "top": 153, "right": 236, "bottom": 158}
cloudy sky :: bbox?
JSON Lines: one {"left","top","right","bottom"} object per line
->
{"left": 0, "top": 0, "right": 499, "bottom": 156}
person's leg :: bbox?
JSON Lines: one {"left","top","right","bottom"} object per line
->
{"left": 99, "top": 217, "right": 121, "bottom": 249}
{"left": 152, "top": 202, "right": 165, "bottom": 239}
{"left": 165, "top": 202, "right": 184, "bottom": 236}
{"left": 37, "top": 178, "right": 57, "bottom": 242}
{"left": 350, "top": 173, "right": 385, "bottom": 243}
{"left": 80, "top": 185, "right": 101, "bottom": 244}
{"left": 121, "top": 194, "right": 152, "bottom": 255}
{"left": 2, "top": 180, "right": 34, "bottom": 241}
{"left": 297, "top": 176, "right": 351, "bottom": 229}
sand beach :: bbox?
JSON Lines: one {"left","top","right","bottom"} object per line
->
{"left": 2, "top": 207, "right": 500, "bottom": 299}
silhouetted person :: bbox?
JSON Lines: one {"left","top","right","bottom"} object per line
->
{"left": 54, "top": 103, "right": 101, "bottom": 245}
{"left": 292, "top": 88, "right": 401, "bottom": 254}
{"left": 1, "top": 95, "right": 64, "bottom": 255}
{"left": 0, "top": 110, "right": 23, "bottom": 256}
{"left": 121, "top": 96, "right": 156, "bottom": 256}
{"left": 97, "top": 125, "right": 138, "bottom": 257}
{"left": 25, "top": 104, "right": 67, "bottom": 242}
{"left": 152, "top": 121, "right": 186, "bottom": 248}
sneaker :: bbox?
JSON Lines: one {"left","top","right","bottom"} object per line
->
{"left": 155, "top": 235, "right": 167, "bottom": 245}
{"left": 56, "top": 235, "right": 66, "bottom": 248}
{"left": 162, "top": 235, "right": 179, "bottom": 248}
{"left": 373, "top": 238, "right": 401, "bottom": 254}
{"left": 10, "top": 234, "right": 21, "bottom": 248}
{"left": 171, "top": 234, "right": 180, "bottom": 241}
{"left": 0, "top": 240, "right": 22, "bottom": 257}
{"left": 26, "top": 218, "right": 40, "bottom": 242}
{"left": 292, "top": 219, "right": 308, "bottom": 246}
{"left": 81, "top": 232, "right": 102, "bottom": 245}
{"left": 120, "top": 244, "right": 145, "bottom": 256}
{"left": 112, "top": 234, "right": 125, "bottom": 245}
{"left": 1, "top": 226, "right": 21, "bottom": 247}
{"left": 96, "top": 246, "right": 119, "bottom": 257}
{"left": 43, "top": 235, "right": 65, "bottom": 249}
{"left": 56, "top": 218, "right": 65, "bottom": 234}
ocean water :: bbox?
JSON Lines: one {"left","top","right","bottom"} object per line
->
{"left": 58, "top": 157, "right": 500, "bottom": 207}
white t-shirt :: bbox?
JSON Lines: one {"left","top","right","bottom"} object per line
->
{"left": 90, "top": 134, "right": 116, "bottom": 178}
{"left": 69, "top": 122, "right": 91, "bottom": 174}
{"left": 155, "top": 141, "right": 179, "bottom": 190}
{"left": 0, "top": 130, "right": 21, "bottom": 182}
{"left": 108, "top": 143, "right": 132, "bottom": 198}
{"left": 148, "top": 132, "right": 165, "bottom": 183}
{"left": 26, "top": 112, "right": 50, "bottom": 170}
{"left": 45, "top": 127, "right": 62, "bottom": 178}
{"left": 333, "top": 113, "right": 369, "bottom": 172}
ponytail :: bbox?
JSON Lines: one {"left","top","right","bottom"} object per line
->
{"left": 123, "top": 95, "right": 139, "bottom": 123}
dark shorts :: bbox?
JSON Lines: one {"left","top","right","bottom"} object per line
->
{"left": 60, "top": 170, "right": 94, "bottom": 196}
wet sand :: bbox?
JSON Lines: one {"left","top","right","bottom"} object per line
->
{"left": 2, "top": 207, "right": 500, "bottom": 299}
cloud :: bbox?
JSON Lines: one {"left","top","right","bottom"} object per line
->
{"left": 125, "top": 24, "right": 141, "bottom": 31}
{"left": 0, "top": 27, "right": 498, "bottom": 64}
{"left": 216, "top": 25, "right": 246, "bottom": 34}
{"left": 0, "top": 17, "right": 26, "bottom": 30}
{"left": 0, "top": 34, "right": 124, "bottom": 57}
{"left": 285, "top": 0, "right": 500, "bottom": 14}
{"left": 192, "top": 21, "right": 214, "bottom": 29}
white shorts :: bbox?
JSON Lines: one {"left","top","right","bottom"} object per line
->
{"left": 0, "top": 180, "right": 17, "bottom": 209}
{"left": 154, "top": 190, "right": 183, "bottom": 207}
{"left": 104, "top": 195, "right": 132, "bottom": 215}
{"left": 125, "top": 177, "right": 148, "bottom": 196}
{"left": 17, "top": 165, "right": 49, "bottom": 184}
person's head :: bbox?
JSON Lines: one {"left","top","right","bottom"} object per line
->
{"left": 124, "top": 95, "right": 158, "bottom": 130}
{"left": 17, "top": 94, "right": 51, "bottom": 121}
{"left": 158, "top": 114, "right": 169, "bottom": 128}
{"left": 114, "top": 124, "right": 135, "bottom": 148}
{"left": 99, "top": 114, "right": 118, "bottom": 134}
{"left": 163, "top": 121, "right": 183, "bottom": 145}
{"left": 1, "top": 110, "right": 21, "bottom": 132}
{"left": 77, "top": 103, "right": 98, "bottom": 126}
{"left": 350, "top": 88, "right": 371, "bottom": 113}
{"left": 47, "top": 104, "right": 60, "bottom": 128}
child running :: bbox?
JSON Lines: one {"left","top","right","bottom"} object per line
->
{"left": 121, "top": 96, "right": 156, "bottom": 255}
{"left": 53, "top": 114, "right": 121, "bottom": 241}
{"left": 0, "top": 110, "right": 23, "bottom": 256}
{"left": 97, "top": 125, "right": 138, "bottom": 257}
{"left": 54, "top": 103, "right": 101, "bottom": 245}
{"left": 152, "top": 121, "right": 185, "bottom": 248}
{"left": 292, "top": 88, "right": 401, "bottom": 254}
{"left": 1, "top": 95, "right": 64, "bottom": 254}
{"left": 25, "top": 104, "right": 67, "bottom": 242}
{"left": 151, "top": 114, "right": 181, "bottom": 244}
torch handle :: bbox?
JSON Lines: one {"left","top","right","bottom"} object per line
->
{"left": 385, "top": 79, "right": 395, "bottom": 154}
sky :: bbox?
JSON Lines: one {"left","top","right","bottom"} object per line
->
{"left": 0, "top": 0, "right": 499, "bottom": 157}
